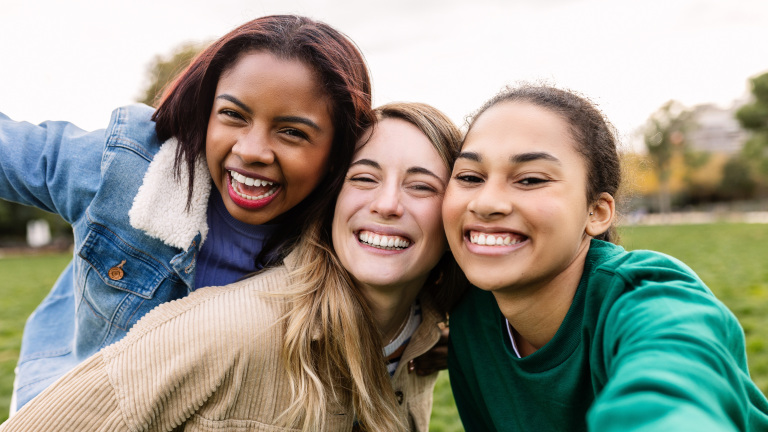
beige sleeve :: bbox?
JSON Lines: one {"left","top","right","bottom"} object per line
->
{"left": 0, "top": 271, "right": 287, "bottom": 432}
{"left": 0, "top": 353, "right": 127, "bottom": 431}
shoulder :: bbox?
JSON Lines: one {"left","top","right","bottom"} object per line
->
{"left": 102, "top": 265, "right": 292, "bottom": 358}
{"left": 587, "top": 240, "right": 708, "bottom": 297}
{"left": 103, "top": 104, "right": 162, "bottom": 161}
{"left": 587, "top": 241, "right": 738, "bottom": 349}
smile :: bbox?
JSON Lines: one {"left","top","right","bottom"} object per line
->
{"left": 358, "top": 230, "right": 411, "bottom": 250}
{"left": 468, "top": 231, "right": 525, "bottom": 246}
{"left": 229, "top": 170, "right": 279, "bottom": 200}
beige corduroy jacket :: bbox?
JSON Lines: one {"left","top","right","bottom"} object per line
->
{"left": 1, "top": 254, "right": 445, "bottom": 431}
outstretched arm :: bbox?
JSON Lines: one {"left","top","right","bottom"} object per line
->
{"left": 0, "top": 112, "right": 103, "bottom": 223}
{"left": 589, "top": 284, "right": 768, "bottom": 431}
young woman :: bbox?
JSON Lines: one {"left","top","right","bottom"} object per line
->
{"left": 445, "top": 85, "right": 768, "bottom": 431}
{"left": 0, "top": 102, "right": 467, "bottom": 432}
{"left": 0, "top": 15, "right": 374, "bottom": 411}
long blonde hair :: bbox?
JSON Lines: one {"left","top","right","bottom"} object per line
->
{"left": 279, "top": 102, "right": 466, "bottom": 431}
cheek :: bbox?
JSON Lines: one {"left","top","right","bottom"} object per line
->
{"left": 422, "top": 207, "right": 447, "bottom": 246}
{"left": 441, "top": 196, "right": 464, "bottom": 235}
{"left": 331, "top": 188, "right": 361, "bottom": 235}
{"left": 289, "top": 145, "right": 333, "bottom": 191}
{"left": 205, "top": 142, "right": 223, "bottom": 187}
{"left": 204, "top": 128, "right": 227, "bottom": 169}
{"left": 330, "top": 214, "right": 346, "bottom": 258}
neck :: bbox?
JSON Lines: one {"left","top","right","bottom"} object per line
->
{"left": 358, "top": 278, "right": 424, "bottom": 345}
{"left": 494, "top": 240, "right": 590, "bottom": 355}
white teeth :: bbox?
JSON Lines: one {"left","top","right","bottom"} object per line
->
{"left": 229, "top": 172, "right": 278, "bottom": 200}
{"left": 358, "top": 231, "right": 410, "bottom": 250}
{"left": 229, "top": 170, "right": 274, "bottom": 188}
{"left": 469, "top": 233, "right": 521, "bottom": 246}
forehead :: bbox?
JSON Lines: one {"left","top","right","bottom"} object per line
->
{"left": 218, "top": 51, "right": 329, "bottom": 100}
{"left": 355, "top": 118, "right": 446, "bottom": 170}
{"left": 463, "top": 101, "right": 578, "bottom": 159}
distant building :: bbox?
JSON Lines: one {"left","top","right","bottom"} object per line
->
{"left": 687, "top": 103, "right": 748, "bottom": 154}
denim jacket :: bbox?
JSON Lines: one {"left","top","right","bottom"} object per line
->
{"left": 0, "top": 104, "right": 213, "bottom": 410}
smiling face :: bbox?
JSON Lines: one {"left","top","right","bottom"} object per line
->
{"left": 443, "top": 101, "right": 595, "bottom": 295}
{"left": 206, "top": 50, "right": 335, "bottom": 225}
{"left": 332, "top": 118, "right": 449, "bottom": 294}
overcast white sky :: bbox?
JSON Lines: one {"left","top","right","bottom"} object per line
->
{"left": 1, "top": 0, "right": 767, "bottom": 151}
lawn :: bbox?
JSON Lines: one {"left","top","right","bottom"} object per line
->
{"left": 0, "top": 223, "right": 767, "bottom": 429}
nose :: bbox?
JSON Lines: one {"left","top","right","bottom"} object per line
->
{"left": 232, "top": 127, "right": 275, "bottom": 165}
{"left": 369, "top": 183, "right": 404, "bottom": 218}
{"left": 467, "top": 178, "right": 512, "bottom": 220}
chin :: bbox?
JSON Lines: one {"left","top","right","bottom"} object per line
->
{"left": 355, "top": 268, "right": 408, "bottom": 290}
{"left": 461, "top": 266, "right": 514, "bottom": 292}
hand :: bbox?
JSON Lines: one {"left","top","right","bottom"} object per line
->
{"left": 409, "top": 321, "right": 450, "bottom": 376}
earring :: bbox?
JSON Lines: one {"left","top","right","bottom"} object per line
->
{"left": 589, "top": 212, "right": 594, "bottom": 216}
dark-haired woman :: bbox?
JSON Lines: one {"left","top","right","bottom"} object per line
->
{"left": 0, "top": 14, "right": 373, "bottom": 412}
{"left": 445, "top": 84, "right": 768, "bottom": 431}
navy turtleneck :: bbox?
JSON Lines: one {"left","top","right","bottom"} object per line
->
{"left": 193, "top": 188, "right": 277, "bottom": 289}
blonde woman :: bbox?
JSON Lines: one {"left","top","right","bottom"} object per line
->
{"left": 1, "top": 102, "right": 467, "bottom": 432}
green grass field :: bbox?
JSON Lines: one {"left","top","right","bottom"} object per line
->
{"left": 1, "top": 223, "right": 767, "bottom": 429}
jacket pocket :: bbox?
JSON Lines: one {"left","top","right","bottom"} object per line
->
{"left": 76, "top": 224, "right": 176, "bottom": 338}
{"left": 78, "top": 225, "right": 169, "bottom": 299}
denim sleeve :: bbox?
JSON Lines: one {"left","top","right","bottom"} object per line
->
{"left": 0, "top": 111, "right": 104, "bottom": 224}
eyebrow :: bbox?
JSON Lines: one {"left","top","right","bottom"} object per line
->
{"left": 350, "top": 159, "right": 380, "bottom": 169}
{"left": 457, "top": 151, "right": 481, "bottom": 162}
{"left": 350, "top": 159, "right": 445, "bottom": 182}
{"left": 456, "top": 151, "right": 561, "bottom": 165}
{"left": 511, "top": 152, "right": 561, "bottom": 164}
{"left": 274, "top": 116, "right": 322, "bottom": 131}
{"left": 406, "top": 166, "right": 444, "bottom": 182}
{"left": 216, "top": 94, "right": 252, "bottom": 115}
{"left": 215, "top": 95, "right": 322, "bottom": 131}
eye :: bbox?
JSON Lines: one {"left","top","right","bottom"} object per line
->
{"left": 349, "top": 175, "right": 375, "bottom": 183}
{"left": 219, "top": 109, "right": 245, "bottom": 121}
{"left": 407, "top": 182, "right": 441, "bottom": 196}
{"left": 518, "top": 177, "right": 549, "bottom": 186}
{"left": 280, "top": 127, "right": 309, "bottom": 141}
{"left": 347, "top": 174, "right": 378, "bottom": 188}
{"left": 410, "top": 183, "right": 437, "bottom": 192}
{"left": 454, "top": 173, "right": 484, "bottom": 184}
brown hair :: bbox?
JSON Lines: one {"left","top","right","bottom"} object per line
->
{"left": 280, "top": 102, "right": 467, "bottom": 431}
{"left": 467, "top": 84, "right": 621, "bottom": 242}
{"left": 153, "top": 15, "right": 374, "bottom": 260}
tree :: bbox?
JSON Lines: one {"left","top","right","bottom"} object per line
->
{"left": 718, "top": 155, "right": 757, "bottom": 201}
{"left": 736, "top": 71, "right": 768, "bottom": 190}
{"left": 643, "top": 100, "right": 695, "bottom": 213}
{"left": 136, "top": 42, "right": 205, "bottom": 107}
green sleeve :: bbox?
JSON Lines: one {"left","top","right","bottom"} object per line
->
{"left": 588, "top": 280, "right": 757, "bottom": 431}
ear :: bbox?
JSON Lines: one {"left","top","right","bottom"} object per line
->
{"left": 586, "top": 192, "right": 615, "bottom": 237}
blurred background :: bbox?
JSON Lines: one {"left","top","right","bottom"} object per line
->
{"left": 2, "top": 0, "right": 768, "bottom": 245}
{"left": 2, "top": 1, "right": 768, "bottom": 428}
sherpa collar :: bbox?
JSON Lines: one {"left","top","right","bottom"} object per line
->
{"left": 128, "top": 138, "right": 211, "bottom": 250}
